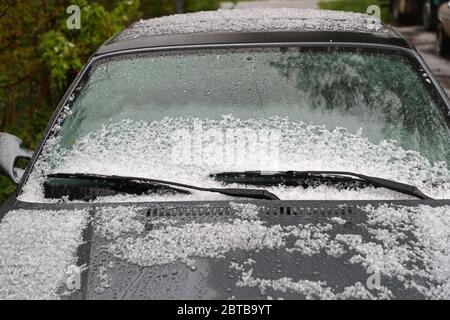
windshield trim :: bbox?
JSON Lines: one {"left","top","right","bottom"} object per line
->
{"left": 16, "top": 42, "right": 450, "bottom": 202}
{"left": 97, "top": 31, "right": 410, "bottom": 55}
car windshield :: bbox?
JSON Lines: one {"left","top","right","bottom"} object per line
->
{"left": 21, "top": 47, "right": 450, "bottom": 202}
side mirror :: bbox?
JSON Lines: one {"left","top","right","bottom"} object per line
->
{"left": 0, "top": 133, "right": 34, "bottom": 184}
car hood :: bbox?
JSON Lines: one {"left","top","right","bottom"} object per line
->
{"left": 1, "top": 200, "right": 450, "bottom": 300}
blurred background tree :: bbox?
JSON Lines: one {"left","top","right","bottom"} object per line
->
{"left": 0, "top": 0, "right": 219, "bottom": 204}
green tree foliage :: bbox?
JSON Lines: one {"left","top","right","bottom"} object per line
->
{"left": 319, "top": 0, "right": 391, "bottom": 22}
{"left": 0, "top": 0, "right": 219, "bottom": 204}
{"left": 139, "top": 0, "right": 219, "bottom": 18}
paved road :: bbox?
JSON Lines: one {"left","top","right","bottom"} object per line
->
{"left": 220, "top": 0, "right": 318, "bottom": 9}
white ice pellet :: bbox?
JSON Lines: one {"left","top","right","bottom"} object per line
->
{"left": 115, "top": 9, "right": 389, "bottom": 42}
{"left": 339, "top": 204, "right": 450, "bottom": 299}
{"left": 0, "top": 209, "right": 88, "bottom": 299}
{"left": 85, "top": 204, "right": 450, "bottom": 299}
{"left": 235, "top": 267, "right": 392, "bottom": 300}
{"left": 19, "top": 116, "right": 450, "bottom": 202}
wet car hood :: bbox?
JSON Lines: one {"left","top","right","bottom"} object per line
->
{"left": 3, "top": 200, "right": 450, "bottom": 300}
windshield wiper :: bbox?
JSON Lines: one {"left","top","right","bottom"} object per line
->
{"left": 46, "top": 172, "right": 280, "bottom": 200}
{"left": 210, "top": 171, "right": 432, "bottom": 200}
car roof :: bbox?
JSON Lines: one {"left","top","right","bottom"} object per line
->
{"left": 95, "top": 9, "right": 411, "bottom": 56}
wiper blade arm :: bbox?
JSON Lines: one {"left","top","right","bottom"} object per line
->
{"left": 47, "top": 173, "right": 280, "bottom": 201}
{"left": 211, "top": 170, "right": 432, "bottom": 200}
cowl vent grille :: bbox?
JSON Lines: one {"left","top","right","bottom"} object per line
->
{"left": 143, "top": 204, "right": 354, "bottom": 218}
{"left": 266, "top": 205, "right": 352, "bottom": 216}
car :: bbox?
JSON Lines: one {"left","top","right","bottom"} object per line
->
{"left": 1, "top": 8, "right": 450, "bottom": 300}
{"left": 391, "top": 0, "right": 447, "bottom": 29}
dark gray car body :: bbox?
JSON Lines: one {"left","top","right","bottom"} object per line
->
{"left": 2, "top": 13, "right": 450, "bottom": 300}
